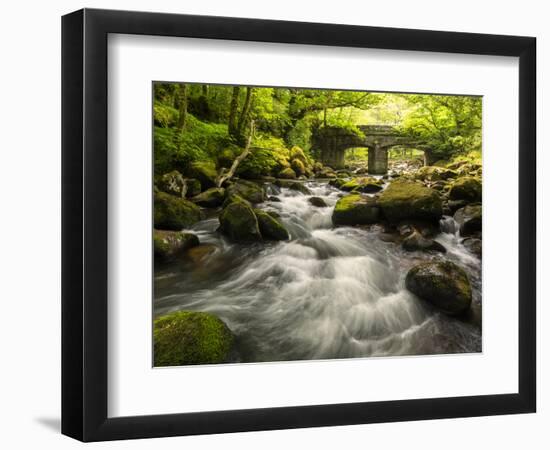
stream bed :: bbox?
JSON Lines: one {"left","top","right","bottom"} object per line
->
{"left": 154, "top": 180, "right": 482, "bottom": 363}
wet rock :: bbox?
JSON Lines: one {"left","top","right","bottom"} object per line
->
{"left": 154, "top": 311, "right": 235, "bottom": 366}
{"left": 226, "top": 179, "right": 266, "bottom": 204}
{"left": 405, "top": 261, "right": 472, "bottom": 316}
{"left": 454, "top": 204, "right": 482, "bottom": 236}
{"left": 218, "top": 197, "right": 262, "bottom": 242}
{"left": 328, "top": 178, "right": 347, "bottom": 189}
{"left": 449, "top": 177, "right": 482, "bottom": 202}
{"left": 415, "top": 166, "right": 457, "bottom": 181}
{"left": 378, "top": 180, "right": 443, "bottom": 223}
{"left": 186, "top": 244, "right": 219, "bottom": 264}
{"left": 154, "top": 191, "right": 203, "bottom": 230}
{"left": 341, "top": 177, "right": 383, "bottom": 193}
{"left": 187, "top": 161, "right": 218, "bottom": 189}
{"left": 254, "top": 209, "right": 290, "bottom": 241}
{"left": 268, "top": 196, "right": 282, "bottom": 202}
{"left": 447, "top": 199, "right": 468, "bottom": 214}
{"left": 314, "top": 167, "right": 337, "bottom": 179}
{"left": 308, "top": 196, "right": 328, "bottom": 207}
{"left": 278, "top": 167, "right": 297, "bottom": 179}
{"left": 462, "top": 237, "right": 482, "bottom": 258}
{"left": 191, "top": 187, "right": 225, "bottom": 208}
{"left": 287, "top": 182, "right": 312, "bottom": 195}
{"left": 402, "top": 230, "right": 446, "bottom": 253}
{"left": 154, "top": 230, "right": 199, "bottom": 261}
{"left": 332, "top": 194, "right": 380, "bottom": 226}
{"left": 291, "top": 158, "right": 306, "bottom": 176}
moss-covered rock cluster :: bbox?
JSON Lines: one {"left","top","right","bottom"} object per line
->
{"left": 218, "top": 195, "right": 289, "bottom": 242}
{"left": 154, "top": 311, "right": 235, "bottom": 366}
{"left": 154, "top": 190, "right": 203, "bottom": 230}
{"left": 332, "top": 194, "right": 380, "bottom": 226}
{"left": 378, "top": 180, "right": 443, "bottom": 223}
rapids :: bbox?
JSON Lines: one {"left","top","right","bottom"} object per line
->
{"left": 154, "top": 180, "right": 482, "bottom": 363}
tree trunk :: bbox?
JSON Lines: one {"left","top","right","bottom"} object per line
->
{"left": 216, "top": 121, "right": 255, "bottom": 188}
{"left": 237, "top": 87, "right": 254, "bottom": 137}
{"left": 176, "top": 83, "right": 188, "bottom": 131}
{"left": 228, "top": 86, "right": 240, "bottom": 137}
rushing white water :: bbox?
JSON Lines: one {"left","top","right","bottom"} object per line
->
{"left": 154, "top": 181, "right": 481, "bottom": 363}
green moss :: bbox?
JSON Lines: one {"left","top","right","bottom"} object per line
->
{"left": 237, "top": 146, "right": 291, "bottom": 179}
{"left": 332, "top": 194, "right": 380, "bottom": 226}
{"left": 226, "top": 180, "right": 266, "bottom": 204}
{"left": 154, "top": 311, "right": 234, "bottom": 366}
{"left": 154, "top": 191, "right": 203, "bottom": 230}
{"left": 254, "top": 209, "right": 290, "bottom": 241}
{"left": 449, "top": 177, "right": 482, "bottom": 202}
{"left": 154, "top": 230, "right": 199, "bottom": 261}
{"left": 291, "top": 158, "right": 306, "bottom": 176}
{"left": 341, "top": 177, "right": 383, "bottom": 193}
{"left": 191, "top": 187, "right": 226, "bottom": 208}
{"left": 278, "top": 167, "right": 297, "bottom": 179}
{"left": 187, "top": 161, "right": 218, "bottom": 189}
{"left": 218, "top": 200, "right": 262, "bottom": 242}
{"left": 378, "top": 180, "right": 443, "bottom": 223}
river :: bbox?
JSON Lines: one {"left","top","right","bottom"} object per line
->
{"left": 154, "top": 179, "right": 482, "bottom": 363}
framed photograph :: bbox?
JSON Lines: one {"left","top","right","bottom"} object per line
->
{"left": 62, "top": 8, "right": 536, "bottom": 442}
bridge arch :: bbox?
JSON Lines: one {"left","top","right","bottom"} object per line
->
{"left": 311, "top": 125, "right": 422, "bottom": 174}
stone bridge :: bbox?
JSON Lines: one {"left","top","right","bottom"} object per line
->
{"left": 311, "top": 125, "right": 421, "bottom": 174}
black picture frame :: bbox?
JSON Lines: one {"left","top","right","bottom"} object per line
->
{"left": 62, "top": 8, "right": 536, "bottom": 442}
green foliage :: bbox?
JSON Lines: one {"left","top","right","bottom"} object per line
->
{"left": 154, "top": 101, "right": 179, "bottom": 127}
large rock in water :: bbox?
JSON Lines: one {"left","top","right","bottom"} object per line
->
{"left": 449, "top": 177, "right": 482, "bottom": 202}
{"left": 154, "top": 191, "right": 203, "bottom": 230}
{"left": 154, "top": 311, "right": 235, "bottom": 366}
{"left": 340, "top": 177, "right": 383, "bottom": 193}
{"left": 378, "top": 180, "right": 443, "bottom": 223}
{"left": 278, "top": 167, "right": 297, "bottom": 179}
{"left": 154, "top": 230, "right": 199, "bottom": 261}
{"left": 454, "top": 204, "right": 482, "bottom": 236}
{"left": 332, "top": 194, "right": 380, "bottom": 226}
{"left": 402, "top": 230, "right": 446, "bottom": 253}
{"left": 226, "top": 180, "right": 266, "bottom": 204}
{"left": 415, "top": 166, "right": 457, "bottom": 181}
{"left": 191, "top": 187, "right": 226, "bottom": 208}
{"left": 254, "top": 209, "right": 290, "bottom": 241}
{"left": 218, "top": 196, "right": 262, "bottom": 242}
{"left": 187, "top": 161, "right": 218, "bottom": 189}
{"left": 405, "top": 261, "right": 472, "bottom": 315}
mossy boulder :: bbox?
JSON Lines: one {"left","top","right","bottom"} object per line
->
{"left": 378, "top": 180, "right": 443, "bottom": 223}
{"left": 308, "top": 196, "right": 328, "bottom": 207}
{"left": 287, "top": 182, "right": 312, "bottom": 195}
{"left": 226, "top": 180, "right": 266, "bottom": 204}
{"left": 315, "top": 167, "right": 337, "bottom": 179}
{"left": 289, "top": 146, "right": 308, "bottom": 164}
{"left": 291, "top": 158, "right": 306, "bottom": 176}
{"left": 415, "top": 166, "right": 457, "bottom": 181}
{"left": 254, "top": 209, "right": 290, "bottom": 241}
{"left": 332, "top": 194, "right": 380, "bottom": 226}
{"left": 402, "top": 230, "right": 446, "bottom": 253}
{"left": 154, "top": 191, "right": 203, "bottom": 230}
{"left": 187, "top": 161, "right": 218, "bottom": 189}
{"left": 449, "top": 177, "right": 482, "bottom": 202}
{"left": 154, "top": 311, "right": 235, "bottom": 366}
{"left": 405, "top": 261, "right": 472, "bottom": 316}
{"left": 154, "top": 230, "right": 199, "bottom": 261}
{"left": 341, "top": 177, "right": 383, "bottom": 193}
{"left": 278, "top": 167, "right": 297, "bottom": 179}
{"left": 328, "top": 178, "right": 347, "bottom": 189}
{"left": 218, "top": 198, "right": 262, "bottom": 242}
{"left": 158, "top": 170, "right": 187, "bottom": 197}
{"left": 454, "top": 204, "right": 482, "bottom": 236}
{"left": 191, "top": 187, "right": 226, "bottom": 208}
